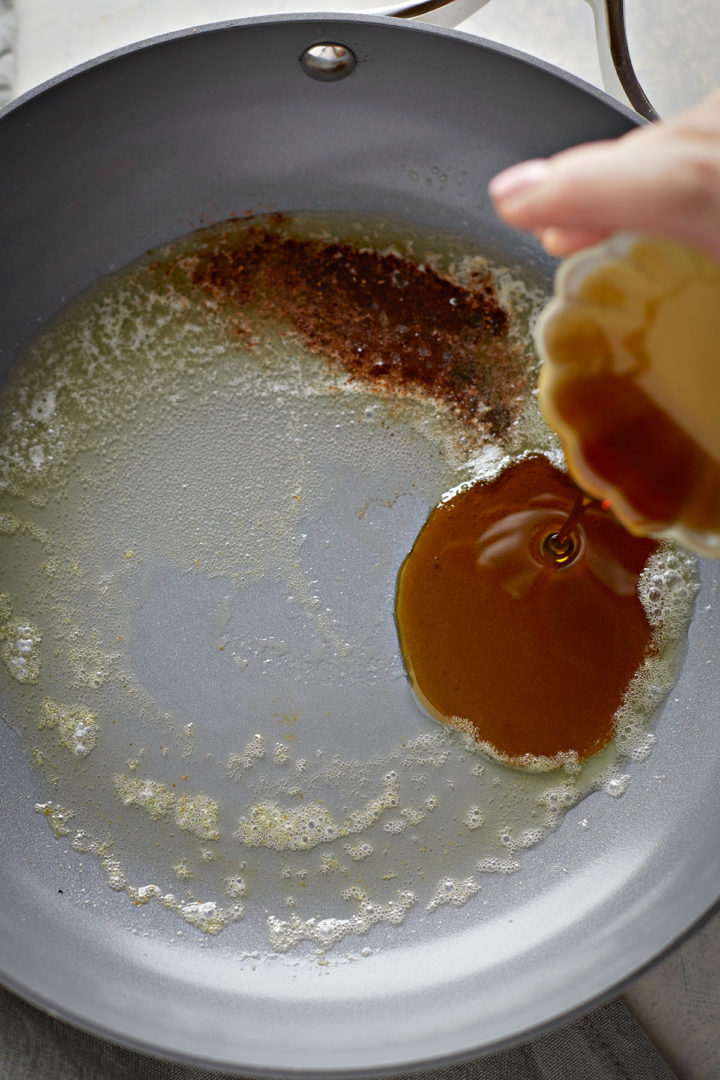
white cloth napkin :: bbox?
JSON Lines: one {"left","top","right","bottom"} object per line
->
{"left": 0, "top": 0, "right": 14, "bottom": 103}
{"left": 0, "top": 987, "right": 677, "bottom": 1080}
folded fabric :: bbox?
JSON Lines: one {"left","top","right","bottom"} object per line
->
{"left": 0, "top": 987, "right": 676, "bottom": 1080}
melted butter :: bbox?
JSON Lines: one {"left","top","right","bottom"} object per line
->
{"left": 0, "top": 214, "right": 698, "bottom": 950}
{"left": 537, "top": 236, "right": 720, "bottom": 553}
{"left": 395, "top": 456, "right": 659, "bottom": 766}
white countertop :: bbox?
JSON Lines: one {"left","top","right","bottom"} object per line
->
{"left": 8, "top": 1, "right": 720, "bottom": 1077}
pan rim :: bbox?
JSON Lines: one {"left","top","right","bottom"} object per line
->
{"left": 1, "top": 898, "right": 718, "bottom": 1077}
{"left": 0, "top": 11, "right": 642, "bottom": 126}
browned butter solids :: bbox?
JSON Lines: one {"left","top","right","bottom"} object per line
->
{"left": 395, "top": 456, "right": 658, "bottom": 764}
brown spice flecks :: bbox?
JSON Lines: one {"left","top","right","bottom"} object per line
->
{"left": 172, "top": 225, "right": 528, "bottom": 437}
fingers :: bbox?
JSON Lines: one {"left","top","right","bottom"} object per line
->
{"left": 534, "top": 225, "right": 613, "bottom": 256}
{"left": 489, "top": 93, "right": 720, "bottom": 262}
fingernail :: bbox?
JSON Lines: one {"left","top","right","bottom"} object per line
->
{"left": 488, "top": 159, "right": 550, "bottom": 203}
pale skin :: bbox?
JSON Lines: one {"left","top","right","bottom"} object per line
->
{"left": 488, "top": 89, "right": 720, "bottom": 262}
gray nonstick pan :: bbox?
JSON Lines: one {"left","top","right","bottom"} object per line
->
{"left": 0, "top": 9, "right": 718, "bottom": 1076}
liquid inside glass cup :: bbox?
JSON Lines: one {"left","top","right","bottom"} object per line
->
{"left": 535, "top": 233, "right": 720, "bottom": 559}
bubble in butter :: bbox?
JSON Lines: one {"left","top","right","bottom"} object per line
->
{"left": 535, "top": 233, "right": 720, "bottom": 557}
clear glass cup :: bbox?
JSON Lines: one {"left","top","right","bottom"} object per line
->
{"left": 535, "top": 233, "right": 720, "bottom": 558}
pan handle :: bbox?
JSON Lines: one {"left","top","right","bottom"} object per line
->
{"left": 370, "top": 0, "right": 493, "bottom": 25}
{"left": 582, "top": 0, "right": 659, "bottom": 120}
{"left": 372, "top": 0, "right": 658, "bottom": 121}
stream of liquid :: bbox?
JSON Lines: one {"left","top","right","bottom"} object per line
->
{"left": 549, "top": 490, "right": 594, "bottom": 553}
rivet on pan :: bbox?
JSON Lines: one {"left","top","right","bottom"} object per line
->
{"left": 300, "top": 43, "right": 357, "bottom": 82}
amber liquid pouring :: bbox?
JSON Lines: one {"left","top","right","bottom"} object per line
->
{"left": 395, "top": 456, "right": 658, "bottom": 764}
{"left": 544, "top": 490, "right": 595, "bottom": 563}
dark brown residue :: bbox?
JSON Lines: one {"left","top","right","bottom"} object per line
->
{"left": 168, "top": 225, "right": 529, "bottom": 437}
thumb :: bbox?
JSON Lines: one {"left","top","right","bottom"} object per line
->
{"left": 489, "top": 92, "right": 720, "bottom": 262}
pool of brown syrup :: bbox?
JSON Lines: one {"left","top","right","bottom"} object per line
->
{"left": 396, "top": 455, "right": 659, "bottom": 765}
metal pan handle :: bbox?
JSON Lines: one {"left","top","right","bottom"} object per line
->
{"left": 371, "top": 0, "right": 658, "bottom": 121}
{"left": 582, "top": 0, "right": 658, "bottom": 120}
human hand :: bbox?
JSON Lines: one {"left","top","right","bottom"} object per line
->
{"left": 488, "top": 89, "right": 720, "bottom": 263}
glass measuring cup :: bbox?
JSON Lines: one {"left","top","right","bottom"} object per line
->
{"left": 535, "top": 233, "right": 720, "bottom": 558}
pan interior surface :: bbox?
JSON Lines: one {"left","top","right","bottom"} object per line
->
{"left": 0, "top": 17, "right": 719, "bottom": 1077}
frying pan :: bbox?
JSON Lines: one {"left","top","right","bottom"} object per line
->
{"left": 0, "top": 5, "right": 718, "bottom": 1076}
